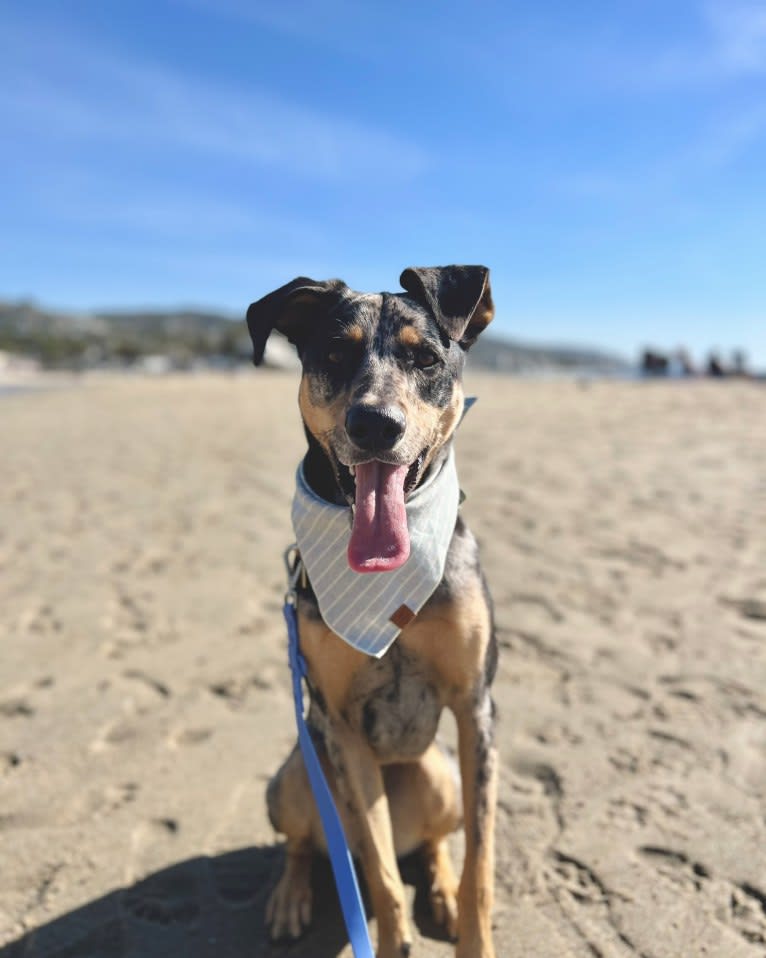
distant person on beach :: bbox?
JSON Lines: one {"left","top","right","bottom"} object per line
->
{"left": 641, "top": 348, "right": 697, "bottom": 378}
{"left": 641, "top": 349, "right": 669, "bottom": 375}
{"left": 707, "top": 352, "right": 726, "bottom": 377}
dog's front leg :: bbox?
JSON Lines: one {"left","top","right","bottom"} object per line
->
{"left": 327, "top": 720, "right": 412, "bottom": 958}
{"left": 453, "top": 688, "right": 497, "bottom": 958}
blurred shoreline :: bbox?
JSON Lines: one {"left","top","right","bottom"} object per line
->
{"left": 3, "top": 298, "right": 763, "bottom": 381}
{"left": 0, "top": 298, "right": 632, "bottom": 379}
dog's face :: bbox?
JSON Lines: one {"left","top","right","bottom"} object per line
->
{"left": 247, "top": 266, "right": 493, "bottom": 572}
{"left": 298, "top": 290, "right": 469, "bottom": 491}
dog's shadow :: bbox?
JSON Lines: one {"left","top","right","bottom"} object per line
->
{"left": 1, "top": 843, "right": 450, "bottom": 957}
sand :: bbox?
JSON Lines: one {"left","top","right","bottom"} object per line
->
{"left": 1, "top": 372, "right": 765, "bottom": 958}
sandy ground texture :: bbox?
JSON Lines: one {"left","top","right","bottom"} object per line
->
{"left": 1, "top": 372, "right": 766, "bottom": 958}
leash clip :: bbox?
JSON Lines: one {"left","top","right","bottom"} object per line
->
{"left": 283, "top": 543, "right": 302, "bottom": 605}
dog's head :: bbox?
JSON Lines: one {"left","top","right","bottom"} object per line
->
{"left": 246, "top": 266, "right": 493, "bottom": 573}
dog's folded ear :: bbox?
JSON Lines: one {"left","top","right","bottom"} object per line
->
{"left": 399, "top": 265, "right": 494, "bottom": 349}
{"left": 246, "top": 277, "right": 346, "bottom": 366}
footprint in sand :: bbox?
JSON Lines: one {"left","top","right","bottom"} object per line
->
{"left": 1, "top": 751, "right": 22, "bottom": 774}
{"left": 719, "top": 595, "right": 766, "bottom": 623}
{"left": 638, "top": 846, "right": 766, "bottom": 947}
{"left": 608, "top": 746, "right": 640, "bottom": 774}
{"left": 546, "top": 851, "right": 609, "bottom": 906}
{"left": 168, "top": 726, "right": 213, "bottom": 747}
{"left": 90, "top": 669, "right": 173, "bottom": 751}
{"left": 122, "top": 868, "right": 201, "bottom": 928}
{"left": 206, "top": 671, "right": 276, "bottom": 710}
{"left": 125, "top": 818, "right": 183, "bottom": 887}
{"left": 203, "top": 781, "right": 280, "bottom": 908}
{"left": 90, "top": 717, "right": 144, "bottom": 752}
{"left": 0, "top": 675, "right": 56, "bottom": 723}
{"left": 0, "top": 697, "right": 35, "bottom": 718}
{"left": 103, "top": 781, "right": 140, "bottom": 811}
{"left": 209, "top": 847, "right": 263, "bottom": 908}
{"left": 605, "top": 796, "right": 649, "bottom": 829}
{"left": 728, "top": 883, "right": 766, "bottom": 948}
{"left": 638, "top": 845, "right": 709, "bottom": 891}
{"left": 122, "top": 669, "right": 171, "bottom": 699}
{"left": 16, "top": 602, "right": 63, "bottom": 637}
{"left": 542, "top": 851, "right": 639, "bottom": 958}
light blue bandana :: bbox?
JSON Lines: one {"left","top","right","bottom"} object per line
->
{"left": 291, "top": 448, "right": 460, "bottom": 658}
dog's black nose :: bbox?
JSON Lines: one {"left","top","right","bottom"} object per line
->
{"left": 345, "top": 404, "right": 406, "bottom": 452}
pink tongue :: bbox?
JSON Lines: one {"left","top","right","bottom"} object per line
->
{"left": 348, "top": 461, "right": 410, "bottom": 573}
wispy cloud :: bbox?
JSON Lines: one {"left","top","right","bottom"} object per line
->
{"left": 705, "top": 1, "right": 766, "bottom": 74}
{"left": 0, "top": 17, "right": 428, "bottom": 184}
{"left": 690, "top": 104, "right": 766, "bottom": 167}
{"left": 607, "top": 1, "right": 766, "bottom": 88}
{"left": 40, "top": 178, "right": 327, "bottom": 249}
{"left": 556, "top": 99, "right": 766, "bottom": 209}
{"left": 173, "top": 0, "right": 435, "bottom": 64}
{"left": 175, "top": 0, "right": 365, "bottom": 47}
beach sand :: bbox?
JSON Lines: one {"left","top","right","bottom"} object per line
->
{"left": 1, "top": 372, "right": 765, "bottom": 957}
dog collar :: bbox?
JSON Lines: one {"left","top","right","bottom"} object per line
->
{"left": 291, "top": 446, "right": 461, "bottom": 658}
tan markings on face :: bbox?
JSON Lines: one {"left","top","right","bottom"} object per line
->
{"left": 299, "top": 375, "right": 348, "bottom": 455}
{"left": 437, "top": 383, "right": 465, "bottom": 444}
{"left": 398, "top": 325, "right": 422, "bottom": 348}
{"left": 402, "top": 382, "right": 464, "bottom": 471}
{"left": 345, "top": 324, "right": 365, "bottom": 344}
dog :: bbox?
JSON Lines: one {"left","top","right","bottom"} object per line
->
{"left": 246, "top": 265, "right": 498, "bottom": 958}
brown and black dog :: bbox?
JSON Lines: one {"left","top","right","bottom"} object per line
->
{"left": 246, "top": 266, "right": 498, "bottom": 958}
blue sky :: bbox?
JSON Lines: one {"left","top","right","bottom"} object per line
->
{"left": 2, "top": 1, "right": 765, "bottom": 367}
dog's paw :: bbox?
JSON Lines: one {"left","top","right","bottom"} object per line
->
{"left": 265, "top": 869, "right": 312, "bottom": 940}
{"left": 429, "top": 873, "right": 459, "bottom": 940}
{"left": 456, "top": 945, "right": 495, "bottom": 958}
{"left": 377, "top": 940, "right": 413, "bottom": 958}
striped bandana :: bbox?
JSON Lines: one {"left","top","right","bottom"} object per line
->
{"left": 291, "top": 447, "right": 460, "bottom": 658}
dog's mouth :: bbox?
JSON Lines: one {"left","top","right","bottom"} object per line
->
{"left": 336, "top": 453, "right": 426, "bottom": 574}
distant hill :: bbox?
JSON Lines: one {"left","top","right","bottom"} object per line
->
{"left": 467, "top": 333, "right": 630, "bottom": 376}
{"left": 0, "top": 301, "right": 253, "bottom": 369}
{"left": 0, "top": 299, "right": 630, "bottom": 374}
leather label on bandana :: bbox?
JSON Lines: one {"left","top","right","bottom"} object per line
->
{"left": 389, "top": 604, "right": 416, "bottom": 629}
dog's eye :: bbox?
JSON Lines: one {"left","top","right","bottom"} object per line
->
{"left": 327, "top": 340, "right": 349, "bottom": 364}
{"left": 414, "top": 348, "right": 438, "bottom": 369}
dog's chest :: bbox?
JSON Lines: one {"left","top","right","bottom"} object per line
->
{"left": 344, "top": 644, "right": 442, "bottom": 762}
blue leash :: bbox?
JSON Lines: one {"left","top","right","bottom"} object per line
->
{"left": 282, "top": 549, "right": 375, "bottom": 958}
